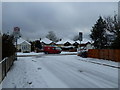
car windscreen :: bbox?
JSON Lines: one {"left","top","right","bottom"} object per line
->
{"left": 55, "top": 47, "right": 62, "bottom": 50}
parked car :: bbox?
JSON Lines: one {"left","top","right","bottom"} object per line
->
{"left": 77, "top": 47, "right": 88, "bottom": 58}
{"left": 43, "top": 46, "right": 62, "bottom": 54}
{"left": 35, "top": 47, "right": 44, "bottom": 53}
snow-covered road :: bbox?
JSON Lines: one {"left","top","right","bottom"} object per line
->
{"left": 2, "top": 54, "right": 118, "bottom": 88}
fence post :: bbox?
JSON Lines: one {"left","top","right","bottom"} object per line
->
{"left": 0, "top": 62, "right": 1, "bottom": 83}
{"left": 0, "top": 34, "right": 2, "bottom": 83}
{"left": 5, "top": 58, "right": 7, "bottom": 77}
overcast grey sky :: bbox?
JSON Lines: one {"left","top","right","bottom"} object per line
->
{"left": 2, "top": 2, "right": 118, "bottom": 40}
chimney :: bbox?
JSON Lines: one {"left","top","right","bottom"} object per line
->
{"left": 40, "top": 38, "right": 41, "bottom": 41}
{"left": 60, "top": 39, "right": 62, "bottom": 41}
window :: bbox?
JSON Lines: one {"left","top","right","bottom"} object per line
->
{"left": 22, "top": 45, "right": 28, "bottom": 50}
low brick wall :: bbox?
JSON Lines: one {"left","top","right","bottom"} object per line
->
{"left": 88, "top": 49, "right": 120, "bottom": 62}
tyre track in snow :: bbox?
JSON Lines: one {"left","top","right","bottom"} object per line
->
{"left": 37, "top": 56, "right": 118, "bottom": 88}
{"left": 2, "top": 55, "right": 118, "bottom": 88}
{"left": 52, "top": 59, "right": 118, "bottom": 87}
{"left": 37, "top": 54, "right": 120, "bottom": 69}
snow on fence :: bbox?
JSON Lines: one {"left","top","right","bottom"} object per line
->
{"left": 0, "top": 55, "right": 15, "bottom": 83}
{"left": 88, "top": 49, "right": 120, "bottom": 62}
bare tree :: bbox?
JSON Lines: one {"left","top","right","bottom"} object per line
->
{"left": 105, "top": 14, "right": 119, "bottom": 34}
{"left": 104, "top": 14, "right": 120, "bottom": 48}
{"left": 72, "top": 35, "right": 79, "bottom": 41}
{"left": 46, "top": 31, "right": 58, "bottom": 42}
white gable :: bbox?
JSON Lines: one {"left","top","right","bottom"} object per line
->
{"left": 17, "top": 38, "right": 31, "bottom": 45}
{"left": 21, "top": 41, "right": 31, "bottom": 45}
{"left": 56, "top": 38, "right": 75, "bottom": 44}
{"left": 75, "top": 38, "right": 91, "bottom": 44}
{"left": 40, "top": 38, "right": 53, "bottom": 44}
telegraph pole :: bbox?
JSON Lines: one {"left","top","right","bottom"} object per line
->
{"left": 15, "top": 37, "right": 17, "bottom": 60}
{"left": 13, "top": 27, "right": 21, "bottom": 60}
{"left": 79, "top": 32, "right": 83, "bottom": 51}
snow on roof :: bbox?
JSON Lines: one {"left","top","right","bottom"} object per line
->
{"left": 40, "top": 38, "right": 53, "bottom": 44}
{"left": 75, "top": 38, "right": 91, "bottom": 44}
{"left": 56, "top": 38, "right": 75, "bottom": 44}
{"left": 17, "top": 38, "right": 31, "bottom": 45}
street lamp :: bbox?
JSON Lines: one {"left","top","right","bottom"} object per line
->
{"left": 13, "top": 27, "right": 21, "bottom": 60}
{"left": 79, "top": 32, "right": 83, "bottom": 50}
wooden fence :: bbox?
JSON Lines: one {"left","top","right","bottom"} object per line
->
{"left": 0, "top": 55, "right": 15, "bottom": 83}
{"left": 88, "top": 49, "right": 120, "bottom": 62}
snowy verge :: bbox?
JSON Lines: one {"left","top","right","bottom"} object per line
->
{"left": 17, "top": 52, "right": 77, "bottom": 56}
{"left": 17, "top": 52, "right": 44, "bottom": 56}
{"left": 76, "top": 56, "right": 119, "bottom": 68}
{"left": 60, "top": 51, "right": 77, "bottom": 54}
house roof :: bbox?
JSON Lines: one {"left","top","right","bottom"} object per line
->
{"left": 75, "top": 38, "right": 91, "bottom": 44}
{"left": 40, "top": 38, "right": 53, "bottom": 44}
{"left": 56, "top": 38, "right": 75, "bottom": 44}
{"left": 17, "top": 38, "right": 31, "bottom": 45}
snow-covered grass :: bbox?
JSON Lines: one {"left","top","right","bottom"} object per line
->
{"left": 1, "top": 55, "right": 118, "bottom": 88}
{"left": 60, "top": 51, "right": 77, "bottom": 54}
{"left": 76, "top": 56, "right": 119, "bottom": 68}
{"left": 17, "top": 52, "right": 44, "bottom": 56}
{"left": 17, "top": 51, "right": 77, "bottom": 56}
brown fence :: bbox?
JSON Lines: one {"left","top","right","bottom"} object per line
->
{"left": 0, "top": 55, "right": 15, "bottom": 83}
{"left": 88, "top": 49, "right": 120, "bottom": 62}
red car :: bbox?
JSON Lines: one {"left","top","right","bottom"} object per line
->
{"left": 43, "top": 46, "right": 62, "bottom": 54}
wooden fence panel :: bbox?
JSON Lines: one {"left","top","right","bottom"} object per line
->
{"left": 99, "top": 49, "right": 104, "bottom": 59}
{"left": 2, "top": 60, "right": 6, "bottom": 79}
{"left": 104, "top": 49, "right": 108, "bottom": 60}
{"left": 0, "top": 55, "right": 15, "bottom": 83}
{"left": 6, "top": 58, "right": 10, "bottom": 72}
{"left": 117, "top": 50, "right": 120, "bottom": 62}
{"left": 88, "top": 49, "right": 120, "bottom": 62}
{"left": 108, "top": 49, "right": 114, "bottom": 61}
{"left": 93, "top": 49, "right": 100, "bottom": 58}
{"left": 0, "top": 64, "right": 2, "bottom": 82}
{"left": 91, "top": 49, "right": 95, "bottom": 58}
{"left": 88, "top": 49, "right": 95, "bottom": 58}
{"left": 88, "top": 49, "right": 92, "bottom": 57}
{"left": 114, "top": 50, "right": 120, "bottom": 62}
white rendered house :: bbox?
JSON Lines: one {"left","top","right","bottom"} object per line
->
{"left": 17, "top": 38, "right": 31, "bottom": 52}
